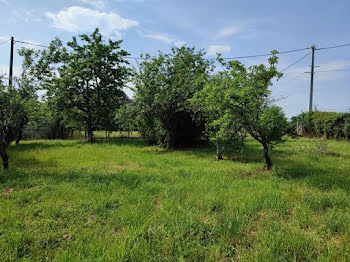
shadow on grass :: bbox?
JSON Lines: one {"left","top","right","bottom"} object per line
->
{"left": 2, "top": 170, "right": 170, "bottom": 194}
{"left": 93, "top": 137, "right": 147, "bottom": 147}
{"left": 9, "top": 141, "right": 73, "bottom": 153}
{"left": 170, "top": 140, "right": 289, "bottom": 165}
{"left": 3, "top": 137, "right": 349, "bottom": 194}
{"left": 273, "top": 151, "right": 350, "bottom": 193}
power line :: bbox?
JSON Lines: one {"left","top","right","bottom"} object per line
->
{"left": 316, "top": 43, "right": 350, "bottom": 51}
{"left": 15, "top": 38, "right": 313, "bottom": 61}
{"left": 125, "top": 47, "right": 312, "bottom": 61}
{"left": 280, "top": 52, "right": 311, "bottom": 72}
{"left": 315, "top": 69, "right": 350, "bottom": 73}
{"left": 221, "top": 47, "right": 311, "bottom": 60}
{"left": 282, "top": 71, "right": 307, "bottom": 84}
{"left": 15, "top": 40, "right": 50, "bottom": 49}
{"left": 0, "top": 39, "right": 10, "bottom": 46}
{"left": 15, "top": 40, "right": 148, "bottom": 61}
{"left": 12, "top": 38, "right": 350, "bottom": 62}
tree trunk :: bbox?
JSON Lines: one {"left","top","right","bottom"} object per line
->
{"left": 87, "top": 127, "right": 94, "bottom": 143}
{"left": 87, "top": 109, "right": 95, "bottom": 143}
{"left": 16, "top": 129, "right": 23, "bottom": 144}
{"left": 216, "top": 134, "right": 223, "bottom": 161}
{"left": 1, "top": 152, "right": 9, "bottom": 169}
{"left": 262, "top": 143, "right": 272, "bottom": 170}
{"left": 105, "top": 130, "right": 108, "bottom": 138}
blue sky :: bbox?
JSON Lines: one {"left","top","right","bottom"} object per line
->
{"left": 1, "top": 0, "right": 349, "bottom": 117}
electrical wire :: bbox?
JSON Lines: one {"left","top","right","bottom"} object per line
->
{"left": 280, "top": 52, "right": 311, "bottom": 72}
{"left": 15, "top": 39, "right": 313, "bottom": 61}
{"left": 314, "top": 69, "right": 350, "bottom": 73}
{"left": 221, "top": 47, "right": 311, "bottom": 60}
{"left": 15, "top": 40, "right": 50, "bottom": 49}
{"left": 316, "top": 43, "right": 350, "bottom": 51}
{"left": 283, "top": 71, "right": 307, "bottom": 83}
{"left": 0, "top": 39, "right": 10, "bottom": 46}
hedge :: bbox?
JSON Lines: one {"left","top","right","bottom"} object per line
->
{"left": 290, "top": 111, "right": 350, "bottom": 140}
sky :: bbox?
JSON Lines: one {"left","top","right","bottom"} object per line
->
{"left": 0, "top": 0, "right": 349, "bottom": 117}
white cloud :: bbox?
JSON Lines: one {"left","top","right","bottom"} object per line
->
{"left": 174, "top": 40, "right": 186, "bottom": 47}
{"left": 0, "top": 35, "right": 9, "bottom": 42}
{"left": 78, "top": 0, "right": 105, "bottom": 9}
{"left": 318, "top": 60, "right": 350, "bottom": 71}
{"left": 207, "top": 45, "right": 231, "bottom": 56}
{"left": 114, "top": 0, "right": 145, "bottom": 2}
{"left": 10, "top": 9, "right": 42, "bottom": 23}
{"left": 0, "top": 64, "right": 22, "bottom": 78}
{"left": 142, "top": 32, "right": 186, "bottom": 46}
{"left": 215, "top": 19, "right": 271, "bottom": 40}
{"left": 78, "top": 0, "right": 145, "bottom": 8}
{"left": 0, "top": 0, "right": 8, "bottom": 5}
{"left": 45, "top": 6, "right": 139, "bottom": 38}
{"left": 217, "top": 26, "right": 240, "bottom": 38}
{"left": 314, "top": 60, "right": 350, "bottom": 81}
{"left": 143, "top": 33, "right": 173, "bottom": 44}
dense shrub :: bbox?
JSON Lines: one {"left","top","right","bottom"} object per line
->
{"left": 134, "top": 46, "right": 212, "bottom": 148}
{"left": 291, "top": 111, "right": 350, "bottom": 140}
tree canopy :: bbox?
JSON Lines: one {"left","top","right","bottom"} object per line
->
{"left": 20, "top": 28, "right": 132, "bottom": 142}
{"left": 215, "top": 53, "right": 287, "bottom": 169}
{"left": 134, "top": 46, "right": 212, "bottom": 148}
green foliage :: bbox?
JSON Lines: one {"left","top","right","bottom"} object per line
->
{"left": 0, "top": 84, "right": 24, "bottom": 168}
{"left": 20, "top": 28, "right": 131, "bottom": 142}
{"left": 259, "top": 106, "right": 288, "bottom": 143}
{"left": 286, "top": 115, "right": 300, "bottom": 138}
{"left": 206, "top": 52, "right": 287, "bottom": 169}
{"left": 190, "top": 72, "right": 245, "bottom": 160}
{"left": 115, "top": 103, "right": 137, "bottom": 136}
{"left": 344, "top": 118, "right": 350, "bottom": 140}
{"left": 134, "top": 46, "right": 212, "bottom": 148}
{"left": 297, "top": 111, "right": 350, "bottom": 140}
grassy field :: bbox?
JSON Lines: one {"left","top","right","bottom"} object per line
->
{"left": 0, "top": 137, "right": 350, "bottom": 261}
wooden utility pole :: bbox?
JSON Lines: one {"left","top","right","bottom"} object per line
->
{"left": 308, "top": 45, "right": 315, "bottom": 112}
{"left": 9, "top": 36, "right": 14, "bottom": 87}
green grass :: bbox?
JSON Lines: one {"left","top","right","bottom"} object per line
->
{"left": 1, "top": 137, "right": 350, "bottom": 261}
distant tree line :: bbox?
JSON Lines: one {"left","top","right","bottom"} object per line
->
{"left": 1, "top": 28, "right": 290, "bottom": 170}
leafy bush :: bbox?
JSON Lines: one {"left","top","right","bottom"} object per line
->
{"left": 134, "top": 46, "right": 212, "bottom": 148}
{"left": 295, "top": 111, "right": 350, "bottom": 140}
{"left": 0, "top": 85, "right": 24, "bottom": 168}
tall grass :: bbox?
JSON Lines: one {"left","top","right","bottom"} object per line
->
{"left": 0, "top": 137, "right": 349, "bottom": 261}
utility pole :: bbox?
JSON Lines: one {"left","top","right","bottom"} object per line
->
{"left": 308, "top": 45, "right": 315, "bottom": 112}
{"left": 9, "top": 36, "right": 14, "bottom": 87}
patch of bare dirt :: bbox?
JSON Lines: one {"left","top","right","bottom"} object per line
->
{"left": 2, "top": 187, "right": 14, "bottom": 195}
{"left": 63, "top": 233, "right": 72, "bottom": 240}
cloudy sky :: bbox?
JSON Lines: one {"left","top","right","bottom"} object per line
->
{"left": 1, "top": 0, "right": 349, "bottom": 117}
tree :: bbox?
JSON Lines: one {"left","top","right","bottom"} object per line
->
{"left": 0, "top": 82, "right": 23, "bottom": 169}
{"left": 115, "top": 103, "right": 136, "bottom": 137}
{"left": 21, "top": 28, "right": 131, "bottom": 142}
{"left": 134, "top": 46, "right": 212, "bottom": 148}
{"left": 13, "top": 48, "right": 41, "bottom": 144}
{"left": 216, "top": 52, "right": 287, "bottom": 169}
{"left": 190, "top": 73, "right": 245, "bottom": 160}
